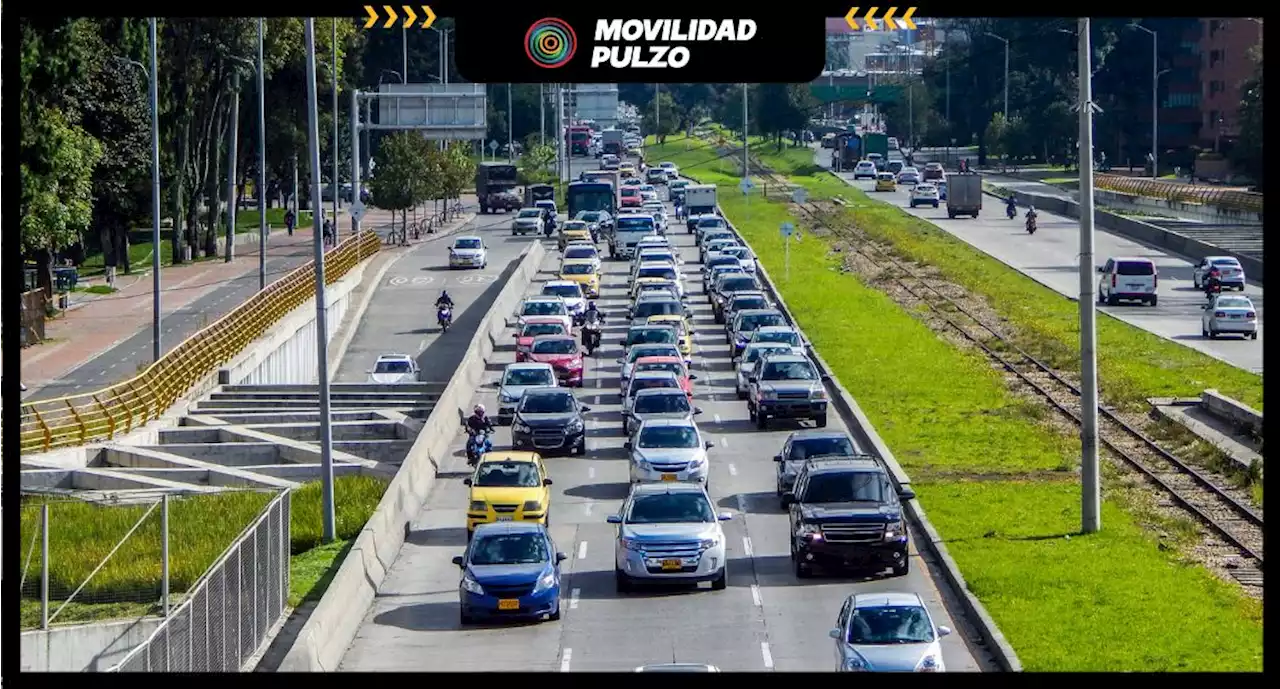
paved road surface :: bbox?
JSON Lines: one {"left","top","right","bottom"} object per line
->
{"left": 821, "top": 152, "right": 1265, "bottom": 374}
{"left": 338, "top": 184, "right": 993, "bottom": 672}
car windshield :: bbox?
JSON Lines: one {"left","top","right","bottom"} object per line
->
{"left": 523, "top": 301, "right": 565, "bottom": 315}
{"left": 628, "top": 329, "right": 677, "bottom": 345}
{"left": 702, "top": 231, "right": 733, "bottom": 243}
{"left": 474, "top": 461, "right": 542, "bottom": 488}
{"left": 374, "top": 360, "right": 412, "bottom": 373}
{"left": 708, "top": 257, "right": 739, "bottom": 269}
{"left": 580, "top": 212, "right": 602, "bottom": 222}
{"left": 744, "top": 345, "right": 790, "bottom": 364}
{"left": 640, "top": 253, "right": 674, "bottom": 264}
{"left": 638, "top": 425, "right": 699, "bottom": 449}
{"left": 536, "top": 202, "right": 556, "bottom": 211}
{"left": 755, "top": 330, "right": 801, "bottom": 346}
{"left": 722, "top": 247, "right": 751, "bottom": 260}
{"left": 454, "top": 238, "right": 482, "bottom": 249}
{"left": 518, "top": 210, "right": 541, "bottom": 218}
{"left": 520, "top": 393, "right": 575, "bottom": 414}
{"left": 522, "top": 323, "right": 564, "bottom": 338}
{"left": 504, "top": 368, "right": 555, "bottom": 386}
{"left": 803, "top": 471, "right": 886, "bottom": 503}
{"left": 847, "top": 606, "right": 935, "bottom": 645}
{"left": 732, "top": 296, "right": 769, "bottom": 311}
{"left": 789, "top": 437, "right": 856, "bottom": 460}
{"left": 762, "top": 360, "right": 817, "bottom": 381}
{"left": 639, "top": 285, "right": 678, "bottom": 298}
{"left": 629, "top": 345, "right": 678, "bottom": 362}
{"left": 562, "top": 263, "right": 594, "bottom": 275}
{"left": 564, "top": 222, "right": 588, "bottom": 230}
{"left": 916, "top": 185, "right": 936, "bottom": 192}
{"left": 1216, "top": 297, "right": 1252, "bottom": 309}
{"left": 719, "top": 277, "right": 758, "bottom": 293}
{"left": 565, "top": 247, "right": 598, "bottom": 260}
{"left": 634, "top": 392, "right": 691, "bottom": 414}
{"left": 630, "top": 377, "right": 678, "bottom": 396}
{"left": 633, "top": 301, "right": 682, "bottom": 319}
{"left": 469, "top": 533, "right": 549, "bottom": 566}
{"left": 638, "top": 267, "right": 678, "bottom": 281}
{"left": 543, "top": 284, "right": 583, "bottom": 299}
{"left": 698, "top": 220, "right": 727, "bottom": 230}
{"left": 636, "top": 362, "right": 684, "bottom": 377}
{"left": 1212, "top": 259, "right": 1241, "bottom": 268}
{"left": 532, "top": 339, "right": 577, "bottom": 355}
{"left": 617, "top": 217, "right": 653, "bottom": 231}
{"left": 627, "top": 493, "right": 715, "bottom": 524}
{"left": 1116, "top": 261, "right": 1155, "bottom": 276}
{"left": 739, "top": 313, "right": 786, "bottom": 332}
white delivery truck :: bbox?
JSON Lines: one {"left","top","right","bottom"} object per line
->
{"left": 683, "top": 184, "right": 718, "bottom": 232}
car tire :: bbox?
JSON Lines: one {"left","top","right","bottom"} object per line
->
{"left": 815, "top": 414, "right": 828, "bottom": 428}
{"left": 893, "top": 559, "right": 909, "bottom": 577}
{"left": 1251, "top": 331, "right": 1258, "bottom": 340}
{"left": 1209, "top": 330, "right": 1218, "bottom": 339}
{"left": 1107, "top": 294, "right": 1119, "bottom": 306}
{"left": 933, "top": 202, "right": 939, "bottom": 208}
{"left": 756, "top": 412, "right": 768, "bottom": 430}
{"left": 548, "top": 601, "right": 562, "bottom": 621}
{"left": 1193, "top": 276, "right": 1200, "bottom": 289}
{"left": 794, "top": 554, "right": 811, "bottom": 579}
{"left": 460, "top": 609, "right": 473, "bottom": 625}
{"left": 1202, "top": 327, "right": 1210, "bottom": 338}
{"left": 615, "top": 569, "right": 633, "bottom": 593}
{"left": 737, "top": 387, "right": 747, "bottom": 400}
{"left": 1149, "top": 296, "right": 1158, "bottom": 306}
{"left": 711, "top": 566, "right": 728, "bottom": 591}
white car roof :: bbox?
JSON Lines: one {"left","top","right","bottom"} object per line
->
{"left": 504, "top": 362, "right": 554, "bottom": 372}
{"left": 756, "top": 325, "right": 800, "bottom": 334}
{"left": 852, "top": 592, "right": 925, "bottom": 609}
{"left": 375, "top": 354, "right": 413, "bottom": 362}
{"left": 524, "top": 296, "right": 565, "bottom": 304}
{"left": 544, "top": 280, "right": 583, "bottom": 289}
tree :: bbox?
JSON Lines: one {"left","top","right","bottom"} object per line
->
{"left": 368, "top": 131, "right": 425, "bottom": 242}
{"left": 642, "top": 91, "right": 682, "bottom": 143}
{"left": 1233, "top": 45, "right": 1262, "bottom": 185}
{"left": 518, "top": 143, "right": 557, "bottom": 185}
{"left": 984, "top": 112, "right": 1010, "bottom": 163}
{"left": 438, "top": 142, "right": 475, "bottom": 217}
{"left": 753, "top": 84, "right": 813, "bottom": 150}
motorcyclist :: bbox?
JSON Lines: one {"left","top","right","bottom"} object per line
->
{"left": 1205, "top": 266, "right": 1223, "bottom": 298}
{"left": 435, "top": 291, "right": 455, "bottom": 310}
{"left": 581, "top": 302, "right": 604, "bottom": 348}
{"left": 1025, "top": 206, "right": 1038, "bottom": 232}
{"left": 465, "top": 404, "right": 494, "bottom": 436}
{"left": 1005, "top": 195, "right": 1017, "bottom": 218}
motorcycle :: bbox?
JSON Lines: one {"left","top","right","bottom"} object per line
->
{"left": 1006, "top": 203, "right": 1017, "bottom": 219}
{"left": 437, "top": 305, "right": 453, "bottom": 333}
{"left": 464, "top": 427, "right": 493, "bottom": 466}
{"left": 583, "top": 323, "right": 602, "bottom": 356}
{"left": 1205, "top": 279, "right": 1223, "bottom": 302}
{"left": 1025, "top": 213, "right": 1037, "bottom": 235}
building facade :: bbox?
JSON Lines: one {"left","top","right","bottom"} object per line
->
{"left": 1198, "top": 18, "right": 1262, "bottom": 149}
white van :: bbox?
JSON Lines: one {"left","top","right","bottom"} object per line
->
{"left": 1097, "top": 256, "right": 1158, "bottom": 306}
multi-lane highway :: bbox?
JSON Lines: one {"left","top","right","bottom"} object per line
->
{"left": 822, "top": 152, "right": 1264, "bottom": 373}
{"left": 337, "top": 181, "right": 992, "bottom": 672}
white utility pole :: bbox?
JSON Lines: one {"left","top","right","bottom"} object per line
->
{"left": 303, "top": 18, "right": 337, "bottom": 543}
{"left": 540, "top": 83, "right": 546, "bottom": 147}
{"left": 742, "top": 84, "right": 749, "bottom": 176}
{"left": 654, "top": 83, "right": 660, "bottom": 139}
{"left": 256, "top": 18, "right": 267, "bottom": 291}
{"left": 508, "top": 83, "right": 514, "bottom": 163}
{"left": 147, "top": 18, "right": 162, "bottom": 364}
{"left": 1077, "top": 17, "right": 1101, "bottom": 534}
{"left": 987, "top": 32, "right": 1010, "bottom": 119}
{"left": 225, "top": 70, "right": 240, "bottom": 263}
{"left": 331, "top": 19, "right": 339, "bottom": 230}
{"left": 1132, "top": 24, "right": 1160, "bottom": 178}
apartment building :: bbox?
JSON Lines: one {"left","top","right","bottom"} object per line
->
{"left": 1199, "top": 18, "right": 1262, "bottom": 149}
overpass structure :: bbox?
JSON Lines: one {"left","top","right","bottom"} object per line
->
{"left": 809, "top": 72, "right": 910, "bottom": 105}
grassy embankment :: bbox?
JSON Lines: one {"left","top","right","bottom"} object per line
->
{"left": 645, "top": 133, "right": 1262, "bottom": 671}
{"left": 18, "top": 475, "right": 386, "bottom": 629}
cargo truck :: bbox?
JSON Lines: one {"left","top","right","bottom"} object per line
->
{"left": 862, "top": 133, "right": 889, "bottom": 165}
{"left": 602, "top": 128, "right": 624, "bottom": 156}
{"left": 475, "top": 162, "right": 522, "bottom": 214}
{"left": 568, "top": 125, "right": 592, "bottom": 156}
{"left": 525, "top": 183, "right": 556, "bottom": 206}
{"left": 832, "top": 133, "right": 863, "bottom": 172}
{"left": 945, "top": 171, "right": 983, "bottom": 218}
{"left": 683, "top": 184, "right": 718, "bottom": 231}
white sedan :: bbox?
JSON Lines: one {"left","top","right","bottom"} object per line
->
{"left": 368, "top": 354, "right": 420, "bottom": 384}
{"left": 448, "top": 235, "right": 488, "bottom": 269}
{"left": 853, "top": 160, "right": 877, "bottom": 180}
{"left": 1202, "top": 294, "right": 1258, "bottom": 340}
{"left": 908, "top": 183, "right": 940, "bottom": 208}
{"left": 659, "top": 161, "right": 679, "bottom": 178}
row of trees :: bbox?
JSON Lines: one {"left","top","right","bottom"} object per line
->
{"left": 367, "top": 134, "right": 474, "bottom": 243}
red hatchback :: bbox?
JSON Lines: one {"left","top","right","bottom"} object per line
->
{"left": 514, "top": 318, "right": 569, "bottom": 362}
{"left": 526, "top": 335, "right": 585, "bottom": 386}
{"left": 632, "top": 355, "right": 695, "bottom": 398}
{"left": 620, "top": 187, "right": 642, "bottom": 208}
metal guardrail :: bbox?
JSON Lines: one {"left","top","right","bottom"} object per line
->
{"left": 20, "top": 231, "right": 382, "bottom": 455}
{"left": 1094, "top": 173, "right": 1263, "bottom": 214}
{"left": 108, "top": 490, "right": 290, "bottom": 672}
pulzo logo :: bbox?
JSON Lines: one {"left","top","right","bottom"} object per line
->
{"left": 590, "top": 19, "right": 758, "bottom": 68}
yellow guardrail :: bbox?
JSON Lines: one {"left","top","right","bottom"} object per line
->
{"left": 20, "top": 231, "right": 382, "bottom": 455}
{"left": 1094, "top": 174, "right": 1263, "bottom": 214}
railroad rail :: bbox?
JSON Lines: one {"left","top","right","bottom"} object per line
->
{"left": 735, "top": 153, "right": 1264, "bottom": 590}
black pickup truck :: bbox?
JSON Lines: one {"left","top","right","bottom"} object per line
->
{"left": 782, "top": 457, "right": 914, "bottom": 578}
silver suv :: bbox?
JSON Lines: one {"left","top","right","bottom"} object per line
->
{"left": 735, "top": 342, "right": 795, "bottom": 399}
{"left": 608, "top": 482, "right": 732, "bottom": 592}
{"left": 496, "top": 362, "right": 558, "bottom": 420}
{"left": 747, "top": 353, "right": 829, "bottom": 429}
{"left": 625, "top": 418, "right": 716, "bottom": 487}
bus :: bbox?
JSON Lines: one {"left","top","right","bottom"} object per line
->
{"left": 567, "top": 181, "right": 616, "bottom": 219}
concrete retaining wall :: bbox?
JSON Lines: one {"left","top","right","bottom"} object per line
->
{"left": 1202, "top": 389, "right": 1263, "bottom": 437}
{"left": 720, "top": 213, "right": 1024, "bottom": 672}
{"left": 228, "top": 273, "right": 354, "bottom": 386}
{"left": 275, "top": 240, "right": 548, "bottom": 672}
{"left": 987, "top": 184, "right": 1264, "bottom": 283}
{"left": 22, "top": 617, "right": 165, "bottom": 672}
{"left": 1093, "top": 189, "right": 1263, "bottom": 225}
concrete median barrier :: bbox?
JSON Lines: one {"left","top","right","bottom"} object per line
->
{"left": 276, "top": 240, "right": 547, "bottom": 672}
{"left": 721, "top": 215, "right": 1024, "bottom": 673}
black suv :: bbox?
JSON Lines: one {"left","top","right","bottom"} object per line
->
{"left": 511, "top": 389, "right": 591, "bottom": 456}
{"left": 782, "top": 457, "right": 914, "bottom": 578}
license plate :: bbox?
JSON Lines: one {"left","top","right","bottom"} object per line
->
{"left": 661, "top": 559, "right": 682, "bottom": 571}
{"left": 661, "top": 474, "right": 678, "bottom": 482}
{"left": 1231, "top": 314, "right": 1243, "bottom": 319}
{"left": 1127, "top": 283, "right": 1143, "bottom": 289}
{"left": 497, "top": 599, "right": 520, "bottom": 610}
{"left": 496, "top": 515, "right": 513, "bottom": 521}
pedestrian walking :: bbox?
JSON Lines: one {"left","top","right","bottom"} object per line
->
{"left": 285, "top": 208, "right": 296, "bottom": 236}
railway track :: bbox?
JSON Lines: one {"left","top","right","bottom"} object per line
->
{"left": 732, "top": 154, "right": 1264, "bottom": 590}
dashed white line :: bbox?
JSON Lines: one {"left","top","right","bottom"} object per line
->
{"left": 577, "top": 541, "right": 588, "bottom": 560}
{"left": 560, "top": 648, "right": 573, "bottom": 672}
{"left": 719, "top": 437, "right": 728, "bottom": 448}
{"left": 569, "top": 588, "right": 581, "bottom": 610}
{"left": 742, "top": 536, "right": 754, "bottom": 557}
{"left": 728, "top": 463, "right": 738, "bottom": 476}
{"left": 750, "top": 584, "right": 762, "bottom": 607}
{"left": 713, "top": 413, "right": 722, "bottom": 424}
{"left": 587, "top": 466, "right": 596, "bottom": 480}
{"left": 583, "top": 502, "right": 594, "bottom": 516}
{"left": 760, "top": 642, "right": 774, "bottom": 669}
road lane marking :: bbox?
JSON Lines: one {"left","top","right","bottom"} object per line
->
{"left": 713, "top": 413, "right": 722, "bottom": 424}
{"left": 742, "top": 536, "right": 753, "bottom": 557}
{"left": 583, "top": 502, "right": 594, "bottom": 516}
{"left": 569, "top": 588, "right": 581, "bottom": 610}
{"left": 751, "top": 584, "right": 762, "bottom": 607}
{"left": 577, "top": 541, "right": 588, "bottom": 560}
{"left": 719, "top": 437, "right": 728, "bottom": 448}
{"left": 760, "top": 642, "right": 774, "bottom": 669}
{"left": 560, "top": 648, "right": 573, "bottom": 672}
{"left": 588, "top": 466, "right": 596, "bottom": 480}
{"left": 728, "top": 463, "right": 738, "bottom": 476}
{"left": 737, "top": 494, "right": 747, "bottom": 513}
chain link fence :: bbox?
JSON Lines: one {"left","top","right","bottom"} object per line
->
{"left": 108, "top": 490, "right": 290, "bottom": 672}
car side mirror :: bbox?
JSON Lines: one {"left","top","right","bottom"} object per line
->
{"left": 705, "top": 441, "right": 715, "bottom": 450}
{"left": 693, "top": 407, "right": 704, "bottom": 415}
{"left": 451, "top": 556, "right": 465, "bottom": 567}
{"left": 606, "top": 514, "right": 622, "bottom": 524}
{"left": 623, "top": 440, "right": 633, "bottom": 451}
{"left": 717, "top": 512, "right": 733, "bottom": 521}
{"left": 688, "top": 374, "right": 698, "bottom": 380}
{"left": 543, "top": 478, "right": 554, "bottom": 486}
{"left": 462, "top": 477, "right": 472, "bottom": 486}
{"left": 898, "top": 487, "right": 917, "bottom": 502}
{"left": 1096, "top": 266, "right": 1105, "bottom": 273}
{"left": 555, "top": 551, "right": 568, "bottom": 563}
{"left": 773, "top": 454, "right": 783, "bottom": 462}
{"left": 732, "top": 356, "right": 741, "bottom": 363}
{"left": 937, "top": 626, "right": 952, "bottom": 637}
{"left": 781, "top": 492, "right": 796, "bottom": 507}
{"left": 829, "top": 629, "right": 842, "bottom": 640}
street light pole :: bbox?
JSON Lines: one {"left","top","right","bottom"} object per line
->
{"left": 742, "top": 83, "right": 748, "bottom": 177}
{"left": 654, "top": 83, "right": 660, "bottom": 139}
{"left": 256, "top": 18, "right": 267, "bottom": 291}
{"left": 986, "top": 32, "right": 1010, "bottom": 119}
{"left": 508, "top": 83, "right": 514, "bottom": 163}
{"left": 540, "top": 83, "right": 546, "bottom": 147}
{"left": 1133, "top": 24, "right": 1159, "bottom": 178}
{"left": 1077, "top": 17, "right": 1101, "bottom": 535}
{"left": 331, "top": 19, "right": 339, "bottom": 233}
{"left": 351, "top": 90, "right": 362, "bottom": 238}
{"left": 148, "top": 18, "right": 162, "bottom": 364}
{"left": 226, "top": 69, "right": 240, "bottom": 263}
{"left": 303, "top": 18, "right": 337, "bottom": 543}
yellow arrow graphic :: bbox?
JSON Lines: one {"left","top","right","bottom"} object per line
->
{"left": 883, "top": 7, "right": 898, "bottom": 31}
{"left": 900, "top": 7, "right": 917, "bottom": 30}
{"left": 401, "top": 5, "right": 417, "bottom": 28}
{"left": 364, "top": 5, "right": 379, "bottom": 29}
{"left": 382, "top": 5, "right": 398, "bottom": 29}
{"left": 845, "top": 7, "right": 861, "bottom": 31}
{"left": 421, "top": 5, "right": 436, "bottom": 29}
{"left": 864, "top": 7, "right": 880, "bottom": 31}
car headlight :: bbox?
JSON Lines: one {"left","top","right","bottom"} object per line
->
{"left": 841, "top": 654, "right": 869, "bottom": 672}
{"left": 760, "top": 388, "right": 778, "bottom": 400}
{"left": 699, "top": 536, "right": 720, "bottom": 549}
{"left": 916, "top": 654, "right": 939, "bottom": 672}
{"left": 811, "top": 387, "right": 828, "bottom": 400}
{"left": 689, "top": 454, "right": 707, "bottom": 467}
{"left": 534, "top": 570, "right": 558, "bottom": 592}
{"left": 513, "top": 422, "right": 532, "bottom": 434}
{"left": 884, "top": 520, "right": 904, "bottom": 539}
{"left": 469, "top": 500, "right": 487, "bottom": 512}
{"left": 461, "top": 573, "right": 484, "bottom": 595}
{"left": 797, "top": 523, "right": 823, "bottom": 539}
{"left": 621, "top": 536, "right": 644, "bottom": 552}
{"left": 634, "top": 457, "right": 652, "bottom": 471}
{"left": 565, "top": 418, "right": 584, "bottom": 433}
{"left": 500, "top": 392, "right": 520, "bottom": 403}
{"left": 523, "top": 500, "right": 543, "bottom": 512}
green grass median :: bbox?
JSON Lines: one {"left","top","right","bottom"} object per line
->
{"left": 645, "top": 133, "right": 1264, "bottom": 670}
{"left": 18, "top": 474, "right": 387, "bottom": 629}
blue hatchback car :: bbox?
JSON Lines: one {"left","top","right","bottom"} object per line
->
{"left": 453, "top": 522, "right": 566, "bottom": 624}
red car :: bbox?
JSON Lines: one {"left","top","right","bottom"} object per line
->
{"left": 515, "top": 318, "right": 569, "bottom": 362}
{"left": 526, "top": 335, "right": 585, "bottom": 386}
{"left": 620, "top": 187, "right": 642, "bottom": 208}
{"left": 632, "top": 355, "right": 695, "bottom": 398}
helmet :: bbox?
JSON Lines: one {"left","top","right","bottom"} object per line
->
{"left": 1028, "top": 206, "right": 1035, "bottom": 212}
{"left": 440, "top": 290, "right": 450, "bottom": 300}
{"left": 587, "top": 302, "right": 598, "bottom": 311}
{"left": 473, "top": 404, "right": 485, "bottom": 415}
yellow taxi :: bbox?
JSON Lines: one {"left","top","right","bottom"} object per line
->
{"left": 646, "top": 314, "right": 695, "bottom": 358}
{"left": 558, "top": 258, "right": 601, "bottom": 298}
{"left": 465, "top": 451, "right": 552, "bottom": 536}
{"left": 874, "top": 172, "right": 897, "bottom": 192}
{"left": 558, "top": 222, "right": 593, "bottom": 251}
{"left": 619, "top": 163, "right": 637, "bottom": 179}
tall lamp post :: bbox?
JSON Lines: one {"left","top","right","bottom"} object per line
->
{"left": 1129, "top": 23, "right": 1162, "bottom": 178}
{"left": 229, "top": 26, "right": 267, "bottom": 291}
{"left": 1076, "top": 18, "right": 1101, "bottom": 534}
{"left": 986, "top": 31, "right": 1010, "bottom": 119}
